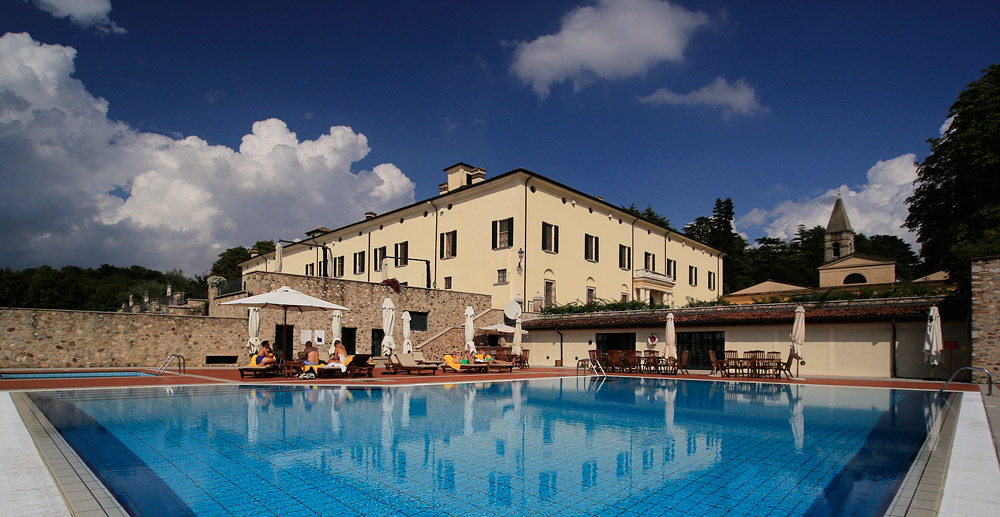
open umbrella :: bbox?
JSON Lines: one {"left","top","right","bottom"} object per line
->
{"left": 328, "top": 310, "right": 342, "bottom": 355}
{"left": 221, "top": 286, "right": 349, "bottom": 362}
{"left": 246, "top": 307, "right": 261, "bottom": 355}
{"left": 790, "top": 305, "right": 806, "bottom": 379}
{"left": 464, "top": 306, "right": 477, "bottom": 355}
{"left": 381, "top": 298, "right": 396, "bottom": 357}
{"left": 924, "top": 306, "right": 943, "bottom": 379}
{"left": 664, "top": 313, "right": 677, "bottom": 360}
{"left": 478, "top": 323, "right": 528, "bottom": 334}
{"left": 402, "top": 311, "right": 413, "bottom": 354}
{"left": 275, "top": 242, "right": 283, "bottom": 273}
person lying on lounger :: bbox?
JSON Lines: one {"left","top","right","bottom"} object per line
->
{"left": 253, "top": 341, "right": 277, "bottom": 366}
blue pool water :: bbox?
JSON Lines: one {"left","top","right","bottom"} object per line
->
{"left": 28, "top": 378, "right": 947, "bottom": 516}
{"left": 4, "top": 370, "right": 153, "bottom": 379}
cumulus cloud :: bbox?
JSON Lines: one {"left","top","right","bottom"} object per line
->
{"left": 0, "top": 32, "right": 415, "bottom": 274}
{"left": 737, "top": 154, "right": 919, "bottom": 245}
{"left": 25, "top": 0, "right": 125, "bottom": 33}
{"left": 640, "top": 76, "right": 766, "bottom": 118}
{"left": 510, "top": 0, "right": 710, "bottom": 97}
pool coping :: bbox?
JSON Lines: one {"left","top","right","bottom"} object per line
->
{"left": 2, "top": 375, "right": 990, "bottom": 517}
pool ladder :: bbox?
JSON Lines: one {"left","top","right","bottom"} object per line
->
{"left": 156, "top": 354, "right": 186, "bottom": 376}
{"left": 576, "top": 357, "right": 606, "bottom": 377}
{"left": 939, "top": 366, "right": 993, "bottom": 396}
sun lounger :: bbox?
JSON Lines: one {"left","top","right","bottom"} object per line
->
{"left": 412, "top": 351, "right": 443, "bottom": 366}
{"left": 442, "top": 354, "right": 488, "bottom": 373}
{"left": 390, "top": 354, "right": 438, "bottom": 375}
{"left": 486, "top": 361, "right": 515, "bottom": 373}
{"left": 237, "top": 364, "right": 278, "bottom": 378}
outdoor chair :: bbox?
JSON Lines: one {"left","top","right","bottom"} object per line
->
{"left": 709, "top": 350, "right": 728, "bottom": 377}
{"left": 622, "top": 350, "right": 638, "bottom": 373}
{"left": 773, "top": 353, "right": 797, "bottom": 379}
{"left": 393, "top": 354, "right": 439, "bottom": 375}
{"left": 607, "top": 350, "right": 623, "bottom": 372}
{"left": 442, "top": 354, "right": 488, "bottom": 373}
{"left": 516, "top": 349, "right": 530, "bottom": 369}
{"left": 412, "top": 351, "right": 443, "bottom": 366}
{"left": 724, "top": 350, "right": 743, "bottom": 376}
{"left": 237, "top": 363, "right": 278, "bottom": 379}
{"left": 677, "top": 350, "right": 690, "bottom": 375}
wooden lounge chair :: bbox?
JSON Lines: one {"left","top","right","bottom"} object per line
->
{"left": 392, "top": 353, "right": 439, "bottom": 375}
{"left": 237, "top": 364, "right": 278, "bottom": 379}
{"left": 345, "top": 354, "right": 374, "bottom": 377}
{"left": 442, "top": 354, "right": 488, "bottom": 373}
{"left": 412, "top": 351, "right": 443, "bottom": 366}
{"left": 486, "top": 360, "right": 515, "bottom": 373}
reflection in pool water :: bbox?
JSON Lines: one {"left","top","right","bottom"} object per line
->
{"left": 29, "top": 377, "right": 945, "bottom": 516}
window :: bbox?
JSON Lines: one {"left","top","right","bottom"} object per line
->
{"left": 444, "top": 276, "right": 452, "bottom": 289}
{"left": 832, "top": 242, "right": 841, "bottom": 259}
{"left": 542, "top": 222, "right": 559, "bottom": 253}
{"left": 544, "top": 280, "right": 556, "bottom": 307}
{"left": 585, "top": 234, "right": 599, "bottom": 262}
{"left": 305, "top": 263, "right": 315, "bottom": 276}
{"left": 373, "top": 246, "right": 387, "bottom": 271}
{"left": 497, "top": 269, "right": 507, "bottom": 284}
{"left": 621, "top": 292, "right": 629, "bottom": 302}
{"left": 440, "top": 230, "right": 457, "bottom": 259}
{"left": 689, "top": 266, "right": 698, "bottom": 286}
{"left": 353, "top": 251, "right": 365, "bottom": 275}
{"left": 619, "top": 245, "right": 631, "bottom": 270}
{"left": 409, "top": 311, "right": 428, "bottom": 331}
{"left": 322, "top": 248, "right": 329, "bottom": 277}
{"left": 492, "top": 217, "right": 514, "bottom": 249}
{"left": 666, "top": 259, "right": 677, "bottom": 281}
{"left": 844, "top": 273, "right": 867, "bottom": 284}
{"left": 332, "top": 256, "right": 344, "bottom": 278}
{"left": 394, "top": 241, "right": 408, "bottom": 267}
{"left": 708, "top": 271, "right": 716, "bottom": 291}
{"left": 644, "top": 252, "right": 655, "bottom": 272}
{"left": 586, "top": 286, "right": 597, "bottom": 303}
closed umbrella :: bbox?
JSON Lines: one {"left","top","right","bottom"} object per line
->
{"left": 664, "top": 313, "right": 677, "bottom": 360}
{"left": 512, "top": 317, "right": 523, "bottom": 358}
{"left": 464, "top": 306, "right": 477, "bottom": 355}
{"left": 328, "top": 310, "right": 343, "bottom": 355}
{"left": 790, "top": 305, "right": 806, "bottom": 379}
{"left": 402, "top": 311, "right": 413, "bottom": 354}
{"left": 924, "top": 306, "right": 943, "bottom": 379}
{"left": 381, "top": 298, "right": 396, "bottom": 357}
{"left": 246, "top": 307, "right": 261, "bottom": 355}
{"left": 274, "top": 242, "right": 283, "bottom": 273}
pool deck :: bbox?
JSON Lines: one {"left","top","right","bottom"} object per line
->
{"left": 2, "top": 366, "right": 998, "bottom": 516}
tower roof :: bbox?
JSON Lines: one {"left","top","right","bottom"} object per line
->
{"left": 826, "top": 195, "right": 853, "bottom": 233}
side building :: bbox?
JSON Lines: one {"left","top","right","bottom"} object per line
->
{"left": 240, "top": 163, "right": 724, "bottom": 309}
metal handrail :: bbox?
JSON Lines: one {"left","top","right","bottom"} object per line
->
{"left": 156, "top": 354, "right": 186, "bottom": 376}
{"left": 576, "top": 357, "right": 606, "bottom": 376}
{"left": 939, "top": 366, "right": 993, "bottom": 396}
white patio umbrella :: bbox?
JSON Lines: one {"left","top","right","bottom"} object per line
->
{"left": 275, "top": 242, "right": 283, "bottom": 272}
{"left": 328, "top": 310, "right": 343, "bottom": 355}
{"left": 924, "top": 306, "right": 943, "bottom": 379}
{"left": 790, "top": 305, "right": 806, "bottom": 379}
{"left": 246, "top": 307, "right": 261, "bottom": 355}
{"left": 664, "top": 313, "right": 677, "bottom": 360}
{"left": 381, "top": 298, "right": 396, "bottom": 357}
{"left": 478, "top": 323, "right": 527, "bottom": 334}
{"left": 221, "top": 286, "right": 349, "bottom": 361}
{"left": 464, "top": 306, "right": 477, "bottom": 355}
{"left": 512, "top": 317, "right": 523, "bottom": 357}
{"left": 402, "top": 311, "right": 413, "bottom": 354}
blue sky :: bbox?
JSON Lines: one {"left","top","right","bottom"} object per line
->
{"left": 1, "top": 0, "right": 997, "bottom": 275}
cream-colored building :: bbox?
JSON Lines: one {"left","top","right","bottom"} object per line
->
{"left": 241, "top": 163, "right": 723, "bottom": 309}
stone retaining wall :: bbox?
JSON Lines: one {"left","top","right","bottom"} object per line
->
{"left": 1, "top": 308, "right": 245, "bottom": 368}
{"left": 971, "top": 255, "right": 1000, "bottom": 382}
{"left": 210, "top": 272, "right": 491, "bottom": 358}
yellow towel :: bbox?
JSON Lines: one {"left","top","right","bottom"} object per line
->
{"left": 444, "top": 354, "right": 462, "bottom": 371}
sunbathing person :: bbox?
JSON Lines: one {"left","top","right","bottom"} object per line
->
{"left": 325, "top": 340, "right": 349, "bottom": 372}
{"left": 252, "top": 341, "right": 277, "bottom": 366}
{"left": 302, "top": 341, "right": 320, "bottom": 365}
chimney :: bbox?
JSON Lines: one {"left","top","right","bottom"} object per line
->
{"left": 365, "top": 211, "right": 377, "bottom": 220}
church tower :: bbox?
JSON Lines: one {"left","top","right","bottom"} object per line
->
{"left": 824, "top": 195, "right": 855, "bottom": 262}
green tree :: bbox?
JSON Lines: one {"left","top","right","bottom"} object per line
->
{"left": 854, "top": 233, "right": 924, "bottom": 280}
{"left": 906, "top": 64, "right": 1000, "bottom": 287}
{"left": 620, "top": 203, "right": 675, "bottom": 231}
{"left": 210, "top": 246, "right": 251, "bottom": 279}
{"left": 252, "top": 240, "right": 276, "bottom": 255}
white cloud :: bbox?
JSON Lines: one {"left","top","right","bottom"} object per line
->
{"left": 26, "top": 0, "right": 126, "bottom": 34}
{"left": 510, "top": 0, "right": 710, "bottom": 97}
{"left": 737, "top": 154, "right": 919, "bottom": 245}
{"left": 939, "top": 115, "right": 954, "bottom": 136}
{"left": 640, "top": 76, "right": 766, "bottom": 118}
{"left": 0, "top": 32, "right": 416, "bottom": 274}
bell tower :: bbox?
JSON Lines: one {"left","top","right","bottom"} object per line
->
{"left": 824, "top": 195, "right": 855, "bottom": 262}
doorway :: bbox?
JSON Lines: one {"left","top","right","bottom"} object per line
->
{"left": 595, "top": 332, "right": 636, "bottom": 352}
{"left": 677, "top": 331, "right": 725, "bottom": 370}
{"left": 371, "top": 329, "right": 384, "bottom": 356}
{"left": 341, "top": 327, "right": 357, "bottom": 355}
{"left": 274, "top": 324, "right": 294, "bottom": 362}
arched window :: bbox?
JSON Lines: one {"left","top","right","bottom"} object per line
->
{"left": 844, "top": 273, "right": 867, "bottom": 284}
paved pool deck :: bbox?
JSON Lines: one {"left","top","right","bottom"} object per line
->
{"left": 2, "top": 366, "right": 998, "bottom": 516}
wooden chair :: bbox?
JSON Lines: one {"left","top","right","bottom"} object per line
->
{"left": 622, "top": 350, "right": 638, "bottom": 373}
{"left": 709, "top": 349, "right": 728, "bottom": 377}
{"left": 773, "top": 353, "right": 797, "bottom": 379}
{"left": 724, "top": 350, "right": 741, "bottom": 376}
{"left": 517, "top": 349, "right": 530, "bottom": 369}
{"left": 677, "top": 350, "right": 690, "bottom": 375}
{"left": 766, "top": 351, "right": 782, "bottom": 378}
{"left": 607, "top": 350, "right": 623, "bottom": 372}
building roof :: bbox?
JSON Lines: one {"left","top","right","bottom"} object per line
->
{"left": 826, "top": 195, "right": 853, "bottom": 233}
{"left": 817, "top": 252, "right": 896, "bottom": 270}
{"left": 241, "top": 166, "right": 722, "bottom": 265}
{"left": 522, "top": 296, "right": 963, "bottom": 330}
{"left": 729, "top": 280, "right": 809, "bottom": 296}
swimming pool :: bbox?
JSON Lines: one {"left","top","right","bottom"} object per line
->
{"left": 3, "top": 370, "right": 154, "bottom": 379}
{"left": 27, "top": 377, "right": 950, "bottom": 516}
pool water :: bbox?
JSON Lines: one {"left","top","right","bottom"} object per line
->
{"left": 28, "top": 378, "right": 947, "bottom": 516}
{"left": 3, "top": 370, "right": 154, "bottom": 379}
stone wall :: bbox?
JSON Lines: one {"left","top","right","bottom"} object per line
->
{"left": 971, "top": 255, "right": 1000, "bottom": 382}
{"left": 1, "top": 308, "right": 245, "bottom": 368}
{"left": 210, "top": 272, "right": 491, "bottom": 358}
